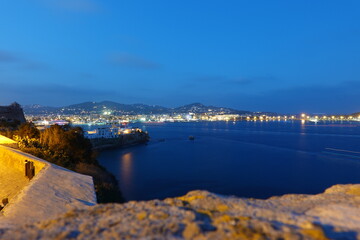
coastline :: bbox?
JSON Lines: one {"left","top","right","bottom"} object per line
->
{"left": 89, "top": 132, "right": 150, "bottom": 202}
{"left": 90, "top": 131, "right": 150, "bottom": 151}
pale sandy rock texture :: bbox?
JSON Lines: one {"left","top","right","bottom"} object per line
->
{"left": 1, "top": 184, "right": 360, "bottom": 239}
{"left": 0, "top": 145, "right": 97, "bottom": 228}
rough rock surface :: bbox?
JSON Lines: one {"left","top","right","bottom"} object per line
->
{"left": 1, "top": 184, "right": 360, "bottom": 239}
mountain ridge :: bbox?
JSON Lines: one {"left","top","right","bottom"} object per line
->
{"left": 23, "top": 101, "right": 256, "bottom": 115}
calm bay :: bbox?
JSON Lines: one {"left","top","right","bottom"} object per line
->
{"left": 97, "top": 121, "right": 360, "bottom": 201}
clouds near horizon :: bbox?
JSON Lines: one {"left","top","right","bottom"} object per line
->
{"left": 0, "top": 50, "right": 48, "bottom": 70}
{"left": 110, "top": 53, "right": 160, "bottom": 70}
{"left": 0, "top": 50, "right": 20, "bottom": 62}
{"left": 224, "top": 81, "right": 360, "bottom": 114}
{"left": 0, "top": 83, "right": 120, "bottom": 106}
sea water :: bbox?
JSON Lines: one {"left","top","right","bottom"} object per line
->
{"left": 98, "top": 121, "right": 360, "bottom": 201}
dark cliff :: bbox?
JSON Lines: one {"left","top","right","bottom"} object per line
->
{"left": 0, "top": 102, "right": 26, "bottom": 124}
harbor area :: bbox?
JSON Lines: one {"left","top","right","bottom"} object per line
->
{"left": 85, "top": 126, "right": 149, "bottom": 150}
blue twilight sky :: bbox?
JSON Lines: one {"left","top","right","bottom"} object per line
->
{"left": 0, "top": 0, "right": 359, "bottom": 114}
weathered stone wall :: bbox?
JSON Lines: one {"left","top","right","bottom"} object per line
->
{"left": 0, "top": 145, "right": 97, "bottom": 228}
{"left": 0, "top": 145, "right": 48, "bottom": 205}
{"left": 0, "top": 145, "right": 46, "bottom": 175}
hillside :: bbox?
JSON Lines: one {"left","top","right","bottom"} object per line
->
{"left": 173, "top": 103, "right": 251, "bottom": 114}
{"left": 23, "top": 101, "right": 253, "bottom": 116}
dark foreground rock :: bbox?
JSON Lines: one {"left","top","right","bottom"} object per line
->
{"left": 1, "top": 184, "right": 360, "bottom": 239}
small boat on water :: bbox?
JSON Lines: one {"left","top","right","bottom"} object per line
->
{"left": 188, "top": 136, "right": 195, "bottom": 140}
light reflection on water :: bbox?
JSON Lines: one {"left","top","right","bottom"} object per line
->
{"left": 121, "top": 152, "right": 133, "bottom": 188}
{"left": 98, "top": 121, "right": 360, "bottom": 201}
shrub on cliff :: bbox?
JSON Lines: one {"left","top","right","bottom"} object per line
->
{"left": 14, "top": 122, "right": 40, "bottom": 139}
{"left": 39, "top": 125, "right": 96, "bottom": 168}
{"left": 13, "top": 125, "right": 95, "bottom": 169}
{"left": 12, "top": 123, "right": 124, "bottom": 203}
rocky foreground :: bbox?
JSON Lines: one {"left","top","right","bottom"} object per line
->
{"left": 2, "top": 184, "right": 360, "bottom": 240}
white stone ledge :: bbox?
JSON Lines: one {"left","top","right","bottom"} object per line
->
{"left": 0, "top": 145, "right": 97, "bottom": 228}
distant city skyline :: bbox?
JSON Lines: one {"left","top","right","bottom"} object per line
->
{"left": 1, "top": 1, "right": 359, "bottom": 114}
